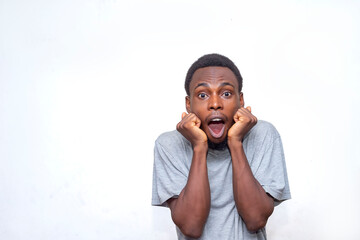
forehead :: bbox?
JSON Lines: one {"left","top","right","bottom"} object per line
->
{"left": 190, "top": 66, "right": 238, "bottom": 92}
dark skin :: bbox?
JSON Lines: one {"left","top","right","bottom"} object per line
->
{"left": 168, "top": 66, "right": 274, "bottom": 238}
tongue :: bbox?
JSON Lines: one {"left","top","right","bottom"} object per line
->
{"left": 208, "top": 122, "right": 224, "bottom": 134}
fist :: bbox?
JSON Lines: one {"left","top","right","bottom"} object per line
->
{"left": 176, "top": 112, "right": 207, "bottom": 148}
{"left": 228, "top": 106, "right": 257, "bottom": 142}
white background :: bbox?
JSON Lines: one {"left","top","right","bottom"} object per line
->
{"left": 1, "top": 0, "right": 360, "bottom": 239}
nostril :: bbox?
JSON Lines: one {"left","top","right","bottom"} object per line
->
{"left": 209, "top": 97, "right": 222, "bottom": 110}
{"left": 210, "top": 105, "right": 221, "bottom": 110}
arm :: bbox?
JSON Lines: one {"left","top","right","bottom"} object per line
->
{"left": 227, "top": 107, "right": 274, "bottom": 232}
{"left": 167, "top": 113, "right": 210, "bottom": 238}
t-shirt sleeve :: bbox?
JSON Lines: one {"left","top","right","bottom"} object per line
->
{"left": 254, "top": 136, "right": 291, "bottom": 205}
{"left": 151, "top": 140, "right": 188, "bottom": 207}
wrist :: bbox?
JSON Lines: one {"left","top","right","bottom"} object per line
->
{"left": 193, "top": 142, "right": 208, "bottom": 153}
{"left": 227, "top": 139, "right": 243, "bottom": 150}
{"left": 227, "top": 132, "right": 244, "bottom": 144}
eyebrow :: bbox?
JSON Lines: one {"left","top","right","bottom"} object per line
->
{"left": 194, "top": 82, "right": 210, "bottom": 90}
{"left": 219, "top": 82, "right": 235, "bottom": 88}
{"left": 194, "top": 82, "right": 236, "bottom": 90}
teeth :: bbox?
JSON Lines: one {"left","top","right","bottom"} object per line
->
{"left": 211, "top": 118, "right": 222, "bottom": 122}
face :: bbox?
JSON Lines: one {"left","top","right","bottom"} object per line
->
{"left": 186, "top": 66, "right": 244, "bottom": 144}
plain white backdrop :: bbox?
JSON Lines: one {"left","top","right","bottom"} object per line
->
{"left": 1, "top": 0, "right": 359, "bottom": 239}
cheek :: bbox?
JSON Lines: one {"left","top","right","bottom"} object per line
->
{"left": 227, "top": 103, "right": 240, "bottom": 123}
{"left": 232, "top": 107, "right": 238, "bottom": 116}
{"left": 228, "top": 101, "right": 240, "bottom": 112}
{"left": 190, "top": 100, "right": 206, "bottom": 114}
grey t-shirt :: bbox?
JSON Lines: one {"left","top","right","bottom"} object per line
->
{"left": 152, "top": 120, "right": 291, "bottom": 240}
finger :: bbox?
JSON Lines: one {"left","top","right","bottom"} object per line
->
{"left": 233, "top": 109, "right": 242, "bottom": 122}
{"left": 235, "top": 108, "right": 253, "bottom": 122}
{"left": 240, "top": 107, "right": 254, "bottom": 118}
{"left": 181, "top": 112, "right": 187, "bottom": 120}
{"left": 176, "top": 122, "right": 181, "bottom": 130}
{"left": 187, "top": 113, "right": 200, "bottom": 127}
{"left": 194, "top": 116, "right": 201, "bottom": 128}
{"left": 238, "top": 108, "right": 249, "bottom": 116}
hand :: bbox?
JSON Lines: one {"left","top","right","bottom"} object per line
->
{"left": 228, "top": 106, "right": 257, "bottom": 143}
{"left": 176, "top": 112, "right": 208, "bottom": 149}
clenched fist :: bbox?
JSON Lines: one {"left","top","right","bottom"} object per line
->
{"left": 176, "top": 112, "right": 208, "bottom": 149}
{"left": 228, "top": 106, "right": 257, "bottom": 143}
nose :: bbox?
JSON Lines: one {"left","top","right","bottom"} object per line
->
{"left": 208, "top": 94, "right": 223, "bottom": 110}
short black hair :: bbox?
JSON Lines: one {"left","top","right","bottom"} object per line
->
{"left": 185, "top": 53, "right": 243, "bottom": 96}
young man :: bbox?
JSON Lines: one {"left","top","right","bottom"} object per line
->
{"left": 152, "top": 54, "right": 291, "bottom": 240}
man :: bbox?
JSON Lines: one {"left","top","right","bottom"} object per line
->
{"left": 152, "top": 54, "right": 291, "bottom": 239}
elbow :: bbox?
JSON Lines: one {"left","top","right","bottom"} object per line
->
{"left": 245, "top": 218, "right": 267, "bottom": 233}
{"left": 179, "top": 224, "right": 204, "bottom": 239}
{"left": 244, "top": 201, "right": 274, "bottom": 232}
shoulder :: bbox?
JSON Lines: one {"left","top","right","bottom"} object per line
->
{"left": 154, "top": 130, "right": 193, "bottom": 167}
{"left": 155, "top": 130, "right": 191, "bottom": 150}
{"left": 245, "top": 120, "right": 281, "bottom": 142}
{"left": 251, "top": 120, "right": 280, "bottom": 136}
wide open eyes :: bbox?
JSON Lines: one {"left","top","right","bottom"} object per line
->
{"left": 197, "top": 91, "right": 232, "bottom": 99}
{"left": 198, "top": 92, "right": 208, "bottom": 99}
{"left": 222, "top": 91, "right": 232, "bottom": 97}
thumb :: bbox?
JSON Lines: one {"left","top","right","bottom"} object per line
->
{"left": 246, "top": 106, "right": 252, "bottom": 113}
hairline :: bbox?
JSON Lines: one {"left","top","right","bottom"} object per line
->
{"left": 185, "top": 54, "right": 243, "bottom": 96}
{"left": 188, "top": 66, "right": 241, "bottom": 96}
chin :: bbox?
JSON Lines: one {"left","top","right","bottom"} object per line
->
{"left": 208, "top": 136, "right": 226, "bottom": 144}
{"left": 207, "top": 136, "right": 228, "bottom": 150}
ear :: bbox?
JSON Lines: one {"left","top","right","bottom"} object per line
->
{"left": 185, "top": 96, "right": 191, "bottom": 113}
{"left": 240, "top": 92, "right": 244, "bottom": 108}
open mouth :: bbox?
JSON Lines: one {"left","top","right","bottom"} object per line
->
{"left": 208, "top": 118, "right": 225, "bottom": 138}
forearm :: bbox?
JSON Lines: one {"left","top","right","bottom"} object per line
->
{"left": 228, "top": 141, "right": 274, "bottom": 232}
{"left": 169, "top": 145, "right": 210, "bottom": 238}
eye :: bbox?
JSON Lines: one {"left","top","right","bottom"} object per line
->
{"left": 222, "top": 91, "right": 232, "bottom": 97}
{"left": 198, "top": 93, "right": 208, "bottom": 99}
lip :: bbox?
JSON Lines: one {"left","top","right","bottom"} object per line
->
{"left": 205, "top": 113, "right": 227, "bottom": 124}
{"left": 205, "top": 113, "right": 228, "bottom": 139}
